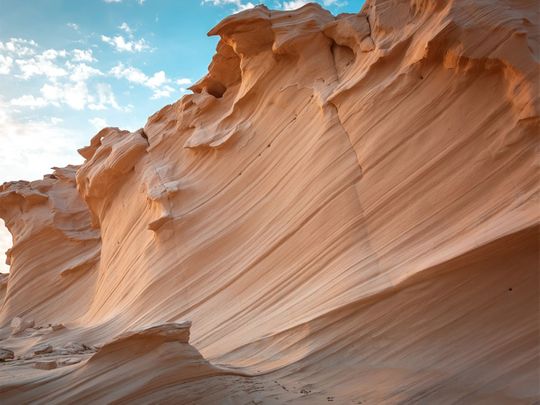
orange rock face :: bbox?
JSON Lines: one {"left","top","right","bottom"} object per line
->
{"left": 0, "top": 1, "right": 538, "bottom": 403}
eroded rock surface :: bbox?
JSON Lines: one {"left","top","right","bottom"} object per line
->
{"left": 0, "top": 0, "right": 538, "bottom": 403}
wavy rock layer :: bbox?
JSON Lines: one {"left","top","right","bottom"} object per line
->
{"left": 0, "top": 0, "right": 539, "bottom": 403}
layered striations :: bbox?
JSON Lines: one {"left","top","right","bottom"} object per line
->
{"left": 0, "top": 0, "right": 538, "bottom": 403}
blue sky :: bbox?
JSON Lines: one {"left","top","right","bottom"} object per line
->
{"left": 0, "top": 0, "right": 363, "bottom": 272}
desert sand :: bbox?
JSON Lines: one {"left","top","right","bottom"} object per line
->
{"left": 0, "top": 0, "right": 538, "bottom": 403}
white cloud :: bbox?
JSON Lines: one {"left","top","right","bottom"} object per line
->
{"left": 67, "top": 22, "right": 80, "bottom": 31}
{"left": 68, "top": 63, "right": 103, "bottom": 82}
{"left": 146, "top": 70, "right": 167, "bottom": 88}
{"left": 150, "top": 86, "right": 175, "bottom": 99}
{"left": 88, "top": 83, "right": 122, "bottom": 111}
{"left": 282, "top": 0, "right": 309, "bottom": 10}
{"left": 119, "top": 22, "right": 134, "bottom": 36}
{"left": 15, "top": 54, "right": 68, "bottom": 80}
{"left": 287, "top": 0, "right": 346, "bottom": 7}
{"left": 109, "top": 63, "right": 178, "bottom": 99}
{"left": 40, "top": 81, "right": 89, "bottom": 110}
{"left": 37, "top": 81, "right": 122, "bottom": 111}
{"left": 41, "top": 49, "right": 67, "bottom": 60}
{"left": 0, "top": 38, "right": 38, "bottom": 57}
{"left": 89, "top": 117, "right": 108, "bottom": 129}
{"left": 101, "top": 34, "right": 149, "bottom": 52}
{"left": 176, "top": 78, "right": 192, "bottom": 93}
{"left": 10, "top": 80, "right": 122, "bottom": 111}
{"left": 10, "top": 95, "right": 48, "bottom": 109}
{"left": 202, "top": 0, "right": 255, "bottom": 12}
{"left": 110, "top": 63, "right": 146, "bottom": 84}
{"left": 72, "top": 49, "right": 95, "bottom": 62}
{"left": 4, "top": 38, "right": 127, "bottom": 113}
{"left": 0, "top": 55, "right": 13, "bottom": 74}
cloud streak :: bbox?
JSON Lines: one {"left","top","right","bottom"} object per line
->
{"left": 110, "top": 63, "right": 190, "bottom": 99}
{"left": 101, "top": 35, "right": 150, "bottom": 52}
{"left": 202, "top": 0, "right": 256, "bottom": 12}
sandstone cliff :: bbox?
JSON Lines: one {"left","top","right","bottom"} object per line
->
{"left": 0, "top": 0, "right": 538, "bottom": 403}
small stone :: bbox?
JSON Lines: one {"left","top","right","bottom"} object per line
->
{"left": 0, "top": 348, "right": 14, "bottom": 361}
{"left": 33, "top": 344, "right": 53, "bottom": 355}
{"left": 33, "top": 360, "right": 57, "bottom": 370}
{"left": 51, "top": 324, "right": 65, "bottom": 332}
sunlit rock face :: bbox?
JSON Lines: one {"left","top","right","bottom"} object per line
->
{"left": 0, "top": 1, "right": 538, "bottom": 403}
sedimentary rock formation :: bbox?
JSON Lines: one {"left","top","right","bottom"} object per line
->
{"left": 0, "top": 0, "right": 538, "bottom": 403}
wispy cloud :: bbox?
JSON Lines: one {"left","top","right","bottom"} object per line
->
{"left": 72, "top": 49, "right": 95, "bottom": 62}
{"left": 9, "top": 94, "right": 48, "bottom": 109}
{"left": 110, "top": 63, "right": 187, "bottom": 99}
{"left": 67, "top": 62, "right": 103, "bottom": 82}
{"left": 89, "top": 83, "right": 123, "bottom": 110}
{"left": 202, "top": 0, "right": 256, "bottom": 12}
{"left": 282, "top": 0, "right": 309, "bottom": 10}
{"left": 0, "top": 38, "right": 38, "bottom": 57}
{"left": 119, "top": 22, "right": 134, "bottom": 36}
{"left": 0, "top": 55, "right": 13, "bottom": 74}
{"left": 204, "top": 0, "right": 347, "bottom": 11}
{"left": 101, "top": 34, "right": 149, "bottom": 52}
{"left": 89, "top": 117, "right": 108, "bottom": 129}
{"left": 16, "top": 55, "right": 68, "bottom": 80}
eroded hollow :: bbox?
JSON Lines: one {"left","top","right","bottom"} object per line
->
{"left": 331, "top": 42, "right": 356, "bottom": 78}
{"left": 206, "top": 81, "right": 227, "bottom": 99}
